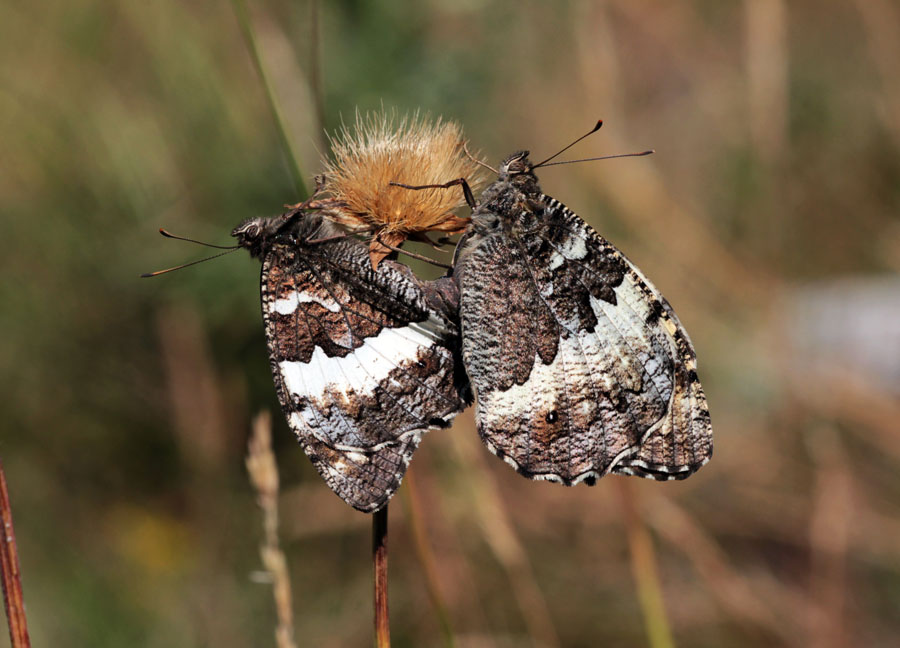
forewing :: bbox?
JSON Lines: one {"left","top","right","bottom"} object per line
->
{"left": 262, "top": 236, "right": 467, "bottom": 511}
{"left": 457, "top": 195, "right": 711, "bottom": 484}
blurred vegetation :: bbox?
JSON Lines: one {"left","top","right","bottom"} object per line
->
{"left": 2, "top": 0, "right": 900, "bottom": 646}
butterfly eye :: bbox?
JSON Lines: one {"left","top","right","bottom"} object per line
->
{"left": 235, "top": 222, "right": 261, "bottom": 239}
{"left": 232, "top": 221, "right": 259, "bottom": 239}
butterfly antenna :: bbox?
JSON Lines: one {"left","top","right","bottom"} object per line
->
{"left": 537, "top": 149, "right": 655, "bottom": 168}
{"left": 141, "top": 248, "right": 240, "bottom": 278}
{"left": 463, "top": 141, "right": 497, "bottom": 174}
{"left": 158, "top": 228, "right": 239, "bottom": 250}
{"left": 531, "top": 119, "right": 604, "bottom": 169}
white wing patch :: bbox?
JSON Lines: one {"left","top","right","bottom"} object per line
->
{"left": 479, "top": 275, "right": 675, "bottom": 427}
{"left": 271, "top": 291, "right": 342, "bottom": 315}
{"left": 279, "top": 323, "right": 436, "bottom": 399}
{"left": 480, "top": 349, "right": 563, "bottom": 428}
{"left": 560, "top": 233, "right": 588, "bottom": 260}
{"left": 594, "top": 278, "right": 676, "bottom": 398}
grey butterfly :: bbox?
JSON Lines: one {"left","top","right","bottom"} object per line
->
{"left": 452, "top": 151, "right": 712, "bottom": 485}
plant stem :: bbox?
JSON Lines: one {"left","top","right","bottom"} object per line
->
{"left": 618, "top": 480, "right": 675, "bottom": 648}
{"left": 230, "top": 0, "right": 308, "bottom": 198}
{"left": 0, "top": 458, "right": 30, "bottom": 648}
{"left": 373, "top": 505, "right": 390, "bottom": 648}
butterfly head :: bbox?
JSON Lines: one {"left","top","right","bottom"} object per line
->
{"left": 498, "top": 151, "right": 540, "bottom": 196}
{"left": 231, "top": 215, "right": 285, "bottom": 259}
{"left": 232, "top": 209, "right": 336, "bottom": 259}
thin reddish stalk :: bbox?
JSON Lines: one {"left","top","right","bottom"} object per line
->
{"left": 373, "top": 505, "right": 390, "bottom": 648}
{"left": 0, "top": 458, "right": 30, "bottom": 648}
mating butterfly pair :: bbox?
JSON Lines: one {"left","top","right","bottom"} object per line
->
{"left": 232, "top": 151, "right": 712, "bottom": 512}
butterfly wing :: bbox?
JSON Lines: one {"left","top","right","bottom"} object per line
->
{"left": 456, "top": 195, "right": 711, "bottom": 484}
{"left": 262, "top": 225, "right": 468, "bottom": 511}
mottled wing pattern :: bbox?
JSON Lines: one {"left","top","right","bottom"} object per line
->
{"left": 457, "top": 195, "right": 711, "bottom": 484}
{"left": 262, "top": 232, "right": 467, "bottom": 511}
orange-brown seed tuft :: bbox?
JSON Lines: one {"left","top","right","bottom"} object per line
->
{"left": 319, "top": 111, "right": 485, "bottom": 268}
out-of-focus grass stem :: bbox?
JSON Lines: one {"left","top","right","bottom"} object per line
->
{"left": 618, "top": 481, "right": 675, "bottom": 648}
{"left": 230, "top": 0, "right": 308, "bottom": 198}
{"left": 450, "top": 433, "right": 560, "bottom": 647}
{"left": 309, "top": 0, "right": 326, "bottom": 149}
{"left": 401, "top": 472, "right": 456, "bottom": 648}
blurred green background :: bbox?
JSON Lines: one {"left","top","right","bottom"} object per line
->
{"left": 3, "top": 1, "right": 900, "bottom": 646}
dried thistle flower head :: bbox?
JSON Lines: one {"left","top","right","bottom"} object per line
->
{"left": 319, "top": 111, "right": 485, "bottom": 268}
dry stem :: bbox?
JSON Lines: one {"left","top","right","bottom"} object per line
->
{"left": 246, "top": 412, "right": 297, "bottom": 648}
{"left": 617, "top": 480, "right": 675, "bottom": 648}
{"left": 373, "top": 506, "right": 390, "bottom": 648}
{"left": 401, "top": 472, "right": 455, "bottom": 647}
{"left": 450, "top": 433, "right": 560, "bottom": 647}
{"left": 0, "top": 458, "right": 30, "bottom": 648}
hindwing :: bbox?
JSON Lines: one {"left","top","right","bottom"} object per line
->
{"left": 456, "top": 192, "right": 712, "bottom": 485}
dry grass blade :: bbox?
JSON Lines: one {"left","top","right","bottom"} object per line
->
{"left": 401, "top": 472, "right": 456, "bottom": 647}
{"left": 647, "top": 494, "right": 820, "bottom": 646}
{"left": 743, "top": 0, "right": 788, "bottom": 163}
{"left": 853, "top": 0, "right": 900, "bottom": 148}
{"left": 450, "top": 433, "right": 560, "bottom": 648}
{"left": 156, "top": 305, "right": 230, "bottom": 473}
{"left": 617, "top": 481, "right": 675, "bottom": 648}
{"left": 246, "top": 412, "right": 297, "bottom": 648}
{"left": 807, "top": 428, "right": 853, "bottom": 648}
{"left": 0, "top": 459, "right": 30, "bottom": 648}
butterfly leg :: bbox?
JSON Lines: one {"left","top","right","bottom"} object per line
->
{"left": 390, "top": 177, "right": 476, "bottom": 210}
{"left": 372, "top": 239, "right": 453, "bottom": 269}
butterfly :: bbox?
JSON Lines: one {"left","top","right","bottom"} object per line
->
{"left": 450, "top": 150, "right": 713, "bottom": 485}
{"left": 232, "top": 207, "right": 470, "bottom": 512}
